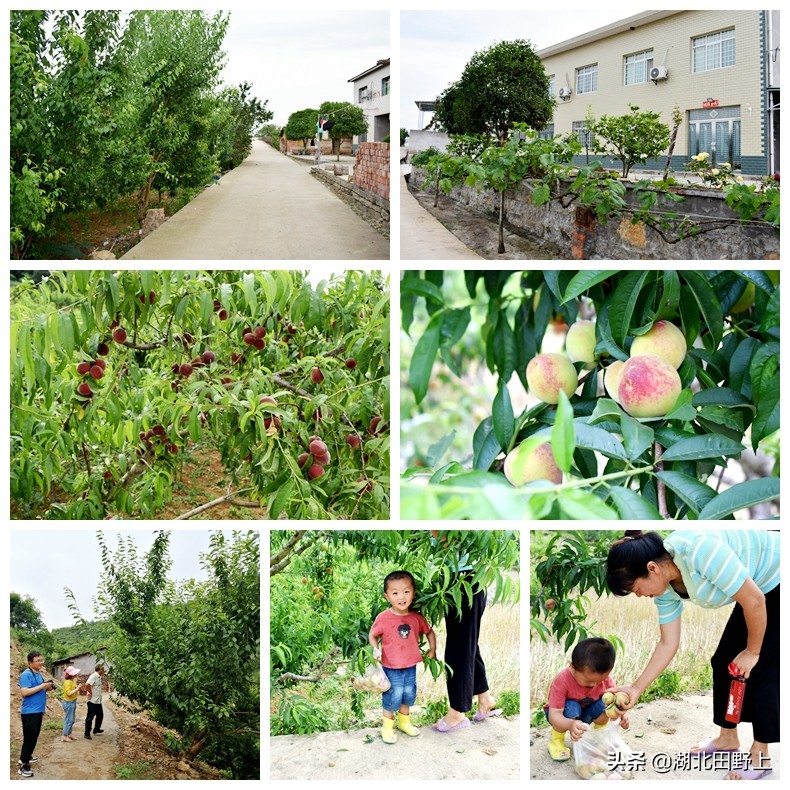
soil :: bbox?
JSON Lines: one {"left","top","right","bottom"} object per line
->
{"left": 407, "top": 182, "right": 564, "bottom": 260}
{"left": 530, "top": 692, "right": 780, "bottom": 781}
{"left": 270, "top": 713, "right": 519, "bottom": 780}
{"left": 9, "top": 642, "right": 222, "bottom": 781}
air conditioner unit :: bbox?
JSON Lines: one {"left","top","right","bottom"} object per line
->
{"left": 558, "top": 87, "right": 572, "bottom": 99}
{"left": 650, "top": 65, "right": 668, "bottom": 81}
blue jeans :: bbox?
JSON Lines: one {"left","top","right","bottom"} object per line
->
{"left": 381, "top": 666, "right": 417, "bottom": 713}
{"left": 544, "top": 697, "right": 606, "bottom": 724}
{"left": 61, "top": 700, "right": 77, "bottom": 735}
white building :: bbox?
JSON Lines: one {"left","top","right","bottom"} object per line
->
{"left": 349, "top": 58, "right": 390, "bottom": 143}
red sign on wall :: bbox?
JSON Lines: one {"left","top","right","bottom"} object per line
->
{"left": 702, "top": 99, "right": 720, "bottom": 109}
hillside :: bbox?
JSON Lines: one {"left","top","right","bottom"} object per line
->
{"left": 9, "top": 640, "right": 223, "bottom": 781}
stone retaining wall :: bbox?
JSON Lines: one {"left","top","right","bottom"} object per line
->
{"left": 311, "top": 167, "right": 390, "bottom": 223}
{"left": 352, "top": 142, "right": 390, "bottom": 200}
{"left": 410, "top": 169, "right": 779, "bottom": 260}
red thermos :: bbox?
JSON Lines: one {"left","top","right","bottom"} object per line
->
{"left": 725, "top": 662, "right": 746, "bottom": 724}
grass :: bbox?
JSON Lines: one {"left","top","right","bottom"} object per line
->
{"left": 114, "top": 760, "right": 155, "bottom": 780}
{"left": 530, "top": 591, "right": 731, "bottom": 716}
{"left": 273, "top": 599, "right": 520, "bottom": 734}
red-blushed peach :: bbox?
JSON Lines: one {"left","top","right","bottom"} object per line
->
{"left": 504, "top": 439, "right": 562, "bottom": 486}
{"left": 629, "top": 320, "right": 687, "bottom": 369}
{"left": 565, "top": 320, "right": 597, "bottom": 368}
{"left": 604, "top": 360, "right": 626, "bottom": 403}
{"left": 526, "top": 353, "right": 578, "bottom": 405}
{"left": 619, "top": 355, "right": 682, "bottom": 418}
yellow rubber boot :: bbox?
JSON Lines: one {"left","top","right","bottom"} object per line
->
{"left": 396, "top": 712, "right": 420, "bottom": 736}
{"left": 381, "top": 716, "right": 397, "bottom": 744}
{"left": 547, "top": 728, "right": 570, "bottom": 761}
{"left": 594, "top": 721, "right": 608, "bottom": 729}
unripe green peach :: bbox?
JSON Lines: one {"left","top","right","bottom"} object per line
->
{"left": 526, "top": 353, "right": 578, "bottom": 405}
{"left": 619, "top": 355, "right": 682, "bottom": 418}
{"left": 565, "top": 320, "right": 597, "bottom": 368}
{"left": 604, "top": 360, "right": 625, "bottom": 403}
{"left": 731, "top": 282, "right": 755, "bottom": 313}
{"left": 629, "top": 320, "right": 687, "bottom": 369}
{"left": 504, "top": 440, "right": 562, "bottom": 486}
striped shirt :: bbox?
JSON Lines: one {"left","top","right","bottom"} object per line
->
{"left": 654, "top": 530, "right": 780, "bottom": 624}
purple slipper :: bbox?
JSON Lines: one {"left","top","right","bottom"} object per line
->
{"left": 724, "top": 767, "right": 773, "bottom": 780}
{"left": 690, "top": 737, "right": 741, "bottom": 755}
{"left": 432, "top": 717, "right": 471, "bottom": 733}
{"left": 473, "top": 707, "right": 503, "bottom": 722}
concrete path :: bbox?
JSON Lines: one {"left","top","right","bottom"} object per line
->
{"left": 122, "top": 141, "right": 389, "bottom": 261}
{"left": 400, "top": 176, "right": 482, "bottom": 260}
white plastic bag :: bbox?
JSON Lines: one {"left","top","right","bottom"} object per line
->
{"left": 572, "top": 724, "right": 633, "bottom": 780}
{"left": 351, "top": 663, "right": 391, "bottom": 694}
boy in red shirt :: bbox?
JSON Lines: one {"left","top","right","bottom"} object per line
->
{"left": 369, "top": 571, "right": 436, "bottom": 744}
{"left": 544, "top": 637, "right": 630, "bottom": 760}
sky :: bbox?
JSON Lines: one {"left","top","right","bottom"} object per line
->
{"left": 218, "top": 10, "right": 390, "bottom": 128}
{"left": 9, "top": 530, "right": 222, "bottom": 630}
{"left": 400, "top": 10, "right": 641, "bottom": 130}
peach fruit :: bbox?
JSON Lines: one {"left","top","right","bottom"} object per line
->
{"left": 565, "top": 320, "right": 597, "bottom": 368}
{"left": 526, "top": 353, "right": 578, "bottom": 405}
{"left": 629, "top": 320, "right": 687, "bottom": 369}
{"left": 503, "top": 440, "right": 562, "bottom": 486}
{"left": 604, "top": 360, "right": 625, "bottom": 403}
{"left": 618, "top": 355, "right": 682, "bottom": 418}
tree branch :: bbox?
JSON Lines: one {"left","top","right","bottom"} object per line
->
{"left": 269, "top": 531, "right": 307, "bottom": 569}
{"left": 173, "top": 488, "right": 254, "bottom": 520}
{"left": 276, "top": 646, "right": 341, "bottom": 684}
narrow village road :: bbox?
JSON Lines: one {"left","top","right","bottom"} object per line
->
{"left": 122, "top": 141, "right": 389, "bottom": 260}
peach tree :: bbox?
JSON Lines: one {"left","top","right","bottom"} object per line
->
{"left": 11, "top": 269, "right": 389, "bottom": 519}
{"left": 402, "top": 269, "right": 779, "bottom": 520}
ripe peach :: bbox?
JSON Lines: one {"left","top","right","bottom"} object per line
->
{"left": 77, "top": 361, "right": 91, "bottom": 375}
{"left": 565, "top": 320, "right": 597, "bottom": 368}
{"left": 112, "top": 327, "right": 127, "bottom": 344}
{"left": 308, "top": 464, "right": 325, "bottom": 479}
{"left": 604, "top": 360, "right": 626, "bottom": 403}
{"left": 629, "top": 320, "right": 687, "bottom": 370}
{"left": 618, "top": 355, "right": 682, "bottom": 418}
{"left": 311, "top": 367, "right": 324, "bottom": 384}
{"left": 503, "top": 440, "right": 562, "bottom": 486}
{"left": 526, "top": 353, "right": 578, "bottom": 405}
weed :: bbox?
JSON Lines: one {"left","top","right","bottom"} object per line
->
{"left": 497, "top": 689, "right": 520, "bottom": 716}
{"left": 114, "top": 760, "right": 154, "bottom": 780}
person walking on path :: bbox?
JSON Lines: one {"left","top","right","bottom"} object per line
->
{"left": 61, "top": 666, "right": 80, "bottom": 742}
{"left": 18, "top": 651, "right": 57, "bottom": 777}
{"left": 84, "top": 665, "right": 106, "bottom": 739}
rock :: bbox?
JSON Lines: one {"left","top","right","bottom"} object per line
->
{"left": 142, "top": 208, "right": 166, "bottom": 238}
{"left": 90, "top": 250, "right": 116, "bottom": 260}
{"left": 333, "top": 164, "right": 349, "bottom": 176}
{"left": 176, "top": 761, "right": 197, "bottom": 777}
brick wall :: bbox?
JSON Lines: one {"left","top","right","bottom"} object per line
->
{"left": 352, "top": 142, "right": 390, "bottom": 200}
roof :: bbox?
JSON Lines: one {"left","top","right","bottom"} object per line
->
{"left": 537, "top": 11, "right": 680, "bottom": 58}
{"left": 52, "top": 648, "right": 107, "bottom": 665}
{"left": 348, "top": 58, "right": 390, "bottom": 83}
{"left": 415, "top": 101, "right": 436, "bottom": 111}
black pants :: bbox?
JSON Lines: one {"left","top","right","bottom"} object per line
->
{"left": 711, "top": 584, "right": 779, "bottom": 743}
{"left": 20, "top": 712, "right": 44, "bottom": 765}
{"left": 444, "top": 585, "right": 489, "bottom": 713}
{"left": 85, "top": 701, "right": 104, "bottom": 735}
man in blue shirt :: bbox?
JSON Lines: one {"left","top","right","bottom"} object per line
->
{"left": 19, "top": 651, "right": 56, "bottom": 778}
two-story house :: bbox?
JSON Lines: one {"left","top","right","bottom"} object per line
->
{"left": 349, "top": 58, "right": 391, "bottom": 144}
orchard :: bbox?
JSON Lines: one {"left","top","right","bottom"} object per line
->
{"left": 10, "top": 269, "right": 390, "bottom": 519}
{"left": 401, "top": 269, "right": 779, "bottom": 520}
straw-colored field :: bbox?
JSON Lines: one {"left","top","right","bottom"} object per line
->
{"left": 530, "top": 592, "right": 732, "bottom": 710}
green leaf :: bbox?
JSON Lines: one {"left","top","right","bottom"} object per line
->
{"left": 663, "top": 388, "right": 697, "bottom": 422}
{"left": 559, "top": 489, "right": 619, "bottom": 520}
{"left": 492, "top": 380, "right": 514, "bottom": 451}
{"left": 609, "top": 270, "right": 648, "bottom": 346}
{"left": 620, "top": 413, "right": 654, "bottom": 461}
{"left": 561, "top": 270, "right": 618, "bottom": 304}
{"left": 409, "top": 311, "right": 443, "bottom": 404}
{"left": 697, "top": 478, "right": 780, "bottom": 520}
{"left": 400, "top": 278, "right": 446, "bottom": 306}
{"left": 588, "top": 397, "right": 623, "bottom": 425}
{"left": 659, "top": 435, "right": 743, "bottom": 462}
{"left": 269, "top": 478, "right": 294, "bottom": 519}
{"left": 682, "top": 271, "right": 723, "bottom": 349}
{"left": 751, "top": 377, "right": 779, "bottom": 449}
{"left": 608, "top": 486, "right": 662, "bottom": 519}
{"left": 655, "top": 271, "right": 681, "bottom": 321}
{"left": 492, "top": 314, "right": 516, "bottom": 383}
{"left": 242, "top": 272, "right": 257, "bottom": 314}
{"left": 427, "top": 431, "right": 456, "bottom": 467}
{"left": 574, "top": 421, "right": 628, "bottom": 461}
{"left": 656, "top": 471, "right": 717, "bottom": 515}
{"left": 472, "top": 417, "right": 502, "bottom": 472}
{"left": 692, "top": 388, "right": 752, "bottom": 408}
{"left": 551, "top": 390, "right": 575, "bottom": 474}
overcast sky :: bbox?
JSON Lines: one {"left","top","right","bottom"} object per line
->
{"left": 9, "top": 530, "right": 223, "bottom": 630}
{"left": 218, "top": 10, "right": 389, "bottom": 128}
{"left": 401, "top": 10, "right": 639, "bottom": 130}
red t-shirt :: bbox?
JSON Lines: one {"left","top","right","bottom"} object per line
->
{"left": 370, "top": 609, "right": 431, "bottom": 669}
{"left": 547, "top": 666, "right": 614, "bottom": 709}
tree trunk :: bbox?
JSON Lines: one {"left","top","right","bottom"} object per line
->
{"left": 497, "top": 190, "right": 505, "bottom": 254}
{"left": 185, "top": 730, "right": 209, "bottom": 760}
{"left": 663, "top": 119, "right": 681, "bottom": 181}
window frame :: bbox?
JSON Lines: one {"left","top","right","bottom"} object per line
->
{"left": 692, "top": 27, "right": 736, "bottom": 73}
{"left": 575, "top": 64, "right": 598, "bottom": 95}
{"left": 623, "top": 49, "right": 654, "bottom": 85}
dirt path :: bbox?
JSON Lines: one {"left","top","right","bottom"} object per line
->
{"left": 531, "top": 692, "right": 780, "bottom": 781}
{"left": 121, "top": 140, "right": 389, "bottom": 260}
{"left": 26, "top": 700, "right": 119, "bottom": 781}
{"left": 270, "top": 714, "right": 519, "bottom": 780}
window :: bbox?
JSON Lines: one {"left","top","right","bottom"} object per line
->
{"left": 576, "top": 64, "right": 597, "bottom": 94}
{"left": 538, "top": 124, "right": 555, "bottom": 140}
{"left": 624, "top": 50, "right": 654, "bottom": 85}
{"left": 548, "top": 75, "right": 556, "bottom": 98}
{"left": 358, "top": 86, "right": 370, "bottom": 103}
{"left": 693, "top": 28, "right": 735, "bottom": 72}
{"left": 381, "top": 76, "right": 390, "bottom": 96}
{"left": 572, "top": 120, "right": 593, "bottom": 148}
